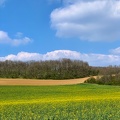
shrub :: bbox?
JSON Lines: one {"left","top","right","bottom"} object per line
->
{"left": 85, "top": 77, "right": 97, "bottom": 84}
{"left": 85, "top": 74, "right": 120, "bottom": 86}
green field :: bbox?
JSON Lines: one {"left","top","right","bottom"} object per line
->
{"left": 0, "top": 84, "right": 120, "bottom": 119}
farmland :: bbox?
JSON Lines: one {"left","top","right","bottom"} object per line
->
{"left": 0, "top": 77, "right": 91, "bottom": 86}
{"left": 0, "top": 84, "right": 120, "bottom": 119}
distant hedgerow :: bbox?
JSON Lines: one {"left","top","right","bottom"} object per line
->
{"left": 85, "top": 74, "right": 120, "bottom": 86}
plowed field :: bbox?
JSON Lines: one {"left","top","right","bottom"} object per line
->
{"left": 0, "top": 77, "right": 94, "bottom": 86}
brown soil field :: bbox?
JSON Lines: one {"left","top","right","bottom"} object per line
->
{"left": 0, "top": 76, "right": 96, "bottom": 86}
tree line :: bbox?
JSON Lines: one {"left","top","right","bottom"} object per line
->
{"left": 85, "top": 74, "right": 120, "bottom": 86}
{"left": 85, "top": 65, "right": 120, "bottom": 86}
{"left": 0, "top": 59, "right": 98, "bottom": 79}
{"left": 95, "top": 65, "right": 120, "bottom": 75}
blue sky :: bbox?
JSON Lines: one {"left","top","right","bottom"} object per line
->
{"left": 0, "top": 0, "right": 120, "bottom": 66}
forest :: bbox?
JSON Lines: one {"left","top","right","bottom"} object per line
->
{"left": 0, "top": 59, "right": 98, "bottom": 79}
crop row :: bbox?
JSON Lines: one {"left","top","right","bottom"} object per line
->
{"left": 0, "top": 99, "right": 120, "bottom": 120}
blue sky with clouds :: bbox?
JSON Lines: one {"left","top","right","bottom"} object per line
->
{"left": 0, "top": 0, "right": 120, "bottom": 66}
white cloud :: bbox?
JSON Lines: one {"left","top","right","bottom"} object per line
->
{"left": 15, "top": 32, "right": 23, "bottom": 38}
{"left": 110, "top": 47, "right": 120, "bottom": 55}
{"left": 5, "top": 52, "right": 42, "bottom": 61}
{"left": 0, "top": 0, "right": 6, "bottom": 6}
{"left": 43, "top": 50, "right": 80, "bottom": 60}
{"left": 51, "top": 0, "right": 120, "bottom": 41}
{"left": 12, "top": 37, "right": 32, "bottom": 46}
{"left": 0, "top": 31, "right": 10, "bottom": 43}
{"left": 1, "top": 50, "right": 120, "bottom": 66}
{"left": 0, "top": 31, "right": 32, "bottom": 46}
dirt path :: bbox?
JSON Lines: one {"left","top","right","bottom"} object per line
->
{"left": 0, "top": 76, "right": 96, "bottom": 86}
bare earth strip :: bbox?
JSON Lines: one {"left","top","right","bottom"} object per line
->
{"left": 0, "top": 77, "right": 95, "bottom": 86}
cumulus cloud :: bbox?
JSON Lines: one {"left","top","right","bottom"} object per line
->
{"left": 0, "top": 31, "right": 32, "bottom": 46}
{"left": 43, "top": 50, "right": 80, "bottom": 60}
{"left": 1, "top": 50, "right": 120, "bottom": 66}
{"left": 5, "top": 52, "right": 42, "bottom": 61}
{"left": 51, "top": 0, "right": 120, "bottom": 41}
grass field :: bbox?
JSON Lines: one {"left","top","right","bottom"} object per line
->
{"left": 0, "top": 84, "right": 120, "bottom": 119}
